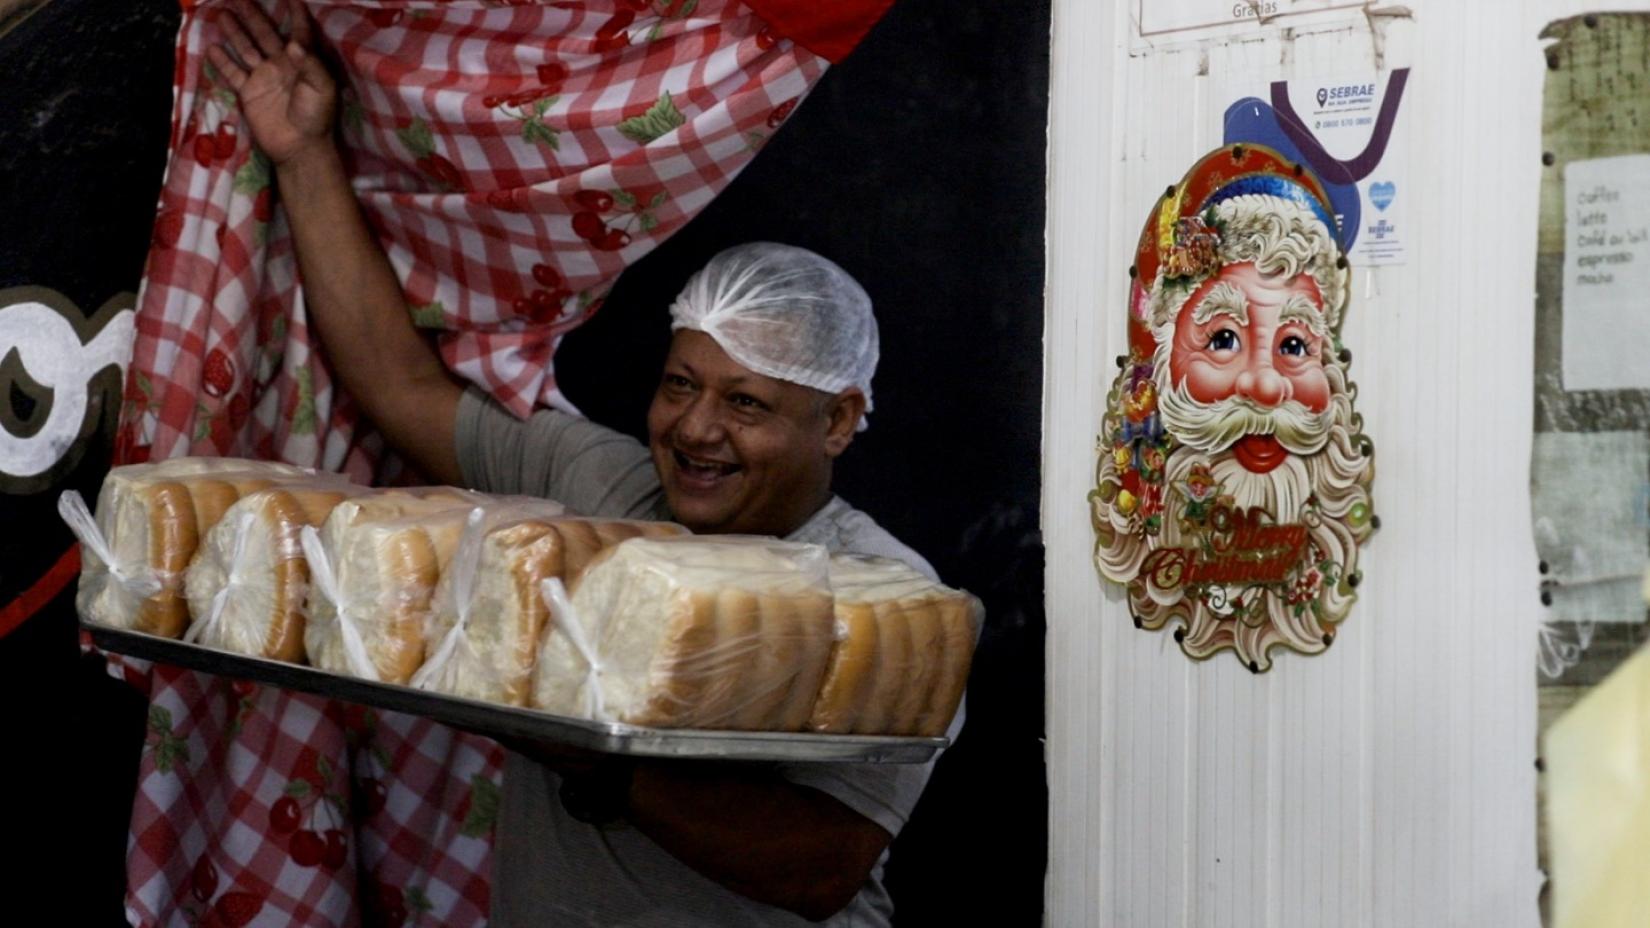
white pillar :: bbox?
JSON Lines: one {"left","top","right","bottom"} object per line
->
{"left": 1041, "top": 2, "right": 1634, "bottom": 923}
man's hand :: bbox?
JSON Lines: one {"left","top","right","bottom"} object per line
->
{"left": 201, "top": 0, "right": 464, "bottom": 483}
{"left": 206, "top": 0, "right": 335, "bottom": 167}
{"left": 625, "top": 762, "right": 894, "bottom": 920}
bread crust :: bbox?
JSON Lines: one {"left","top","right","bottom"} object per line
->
{"left": 806, "top": 601, "right": 880, "bottom": 733}
{"left": 260, "top": 488, "right": 352, "bottom": 662}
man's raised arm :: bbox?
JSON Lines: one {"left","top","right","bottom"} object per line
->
{"left": 209, "top": 0, "right": 463, "bottom": 483}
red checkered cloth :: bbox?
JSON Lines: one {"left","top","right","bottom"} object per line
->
{"left": 111, "top": 1, "right": 845, "bottom": 925}
{"left": 127, "top": 666, "right": 503, "bottom": 927}
{"left": 121, "top": 0, "right": 825, "bottom": 473}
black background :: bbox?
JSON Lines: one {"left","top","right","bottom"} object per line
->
{"left": 558, "top": 3, "right": 1050, "bottom": 922}
{"left": 0, "top": 0, "right": 180, "bottom": 920}
{"left": 4, "top": 0, "right": 1049, "bottom": 923}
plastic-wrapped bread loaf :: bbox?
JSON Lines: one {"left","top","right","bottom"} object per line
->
{"left": 182, "top": 483, "right": 364, "bottom": 661}
{"left": 300, "top": 491, "right": 566, "bottom": 684}
{"left": 67, "top": 457, "right": 319, "bottom": 637}
{"left": 415, "top": 516, "right": 688, "bottom": 706}
{"left": 531, "top": 535, "right": 836, "bottom": 730}
{"left": 807, "top": 555, "right": 982, "bottom": 737}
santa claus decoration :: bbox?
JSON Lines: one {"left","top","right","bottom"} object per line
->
{"left": 1091, "top": 144, "right": 1379, "bottom": 672}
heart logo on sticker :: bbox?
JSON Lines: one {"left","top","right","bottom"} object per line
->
{"left": 1369, "top": 181, "right": 1396, "bottom": 211}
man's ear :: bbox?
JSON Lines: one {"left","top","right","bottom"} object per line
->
{"left": 822, "top": 389, "right": 866, "bottom": 458}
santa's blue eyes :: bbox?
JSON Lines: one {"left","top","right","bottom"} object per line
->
{"left": 1206, "top": 329, "right": 1311, "bottom": 357}
{"left": 1209, "top": 329, "right": 1239, "bottom": 351}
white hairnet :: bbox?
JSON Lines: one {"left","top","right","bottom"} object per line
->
{"left": 669, "top": 242, "right": 878, "bottom": 430}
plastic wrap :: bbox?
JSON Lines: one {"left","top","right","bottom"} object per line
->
{"left": 414, "top": 513, "right": 687, "bottom": 706}
{"left": 299, "top": 489, "right": 565, "bottom": 683}
{"left": 807, "top": 555, "right": 983, "bottom": 737}
{"left": 182, "top": 482, "right": 365, "bottom": 661}
{"left": 64, "top": 456, "right": 322, "bottom": 637}
{"left": 531, "top": 535, "right": 836, "bottom": 730}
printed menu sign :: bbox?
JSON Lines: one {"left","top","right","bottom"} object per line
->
{"left": 1562, "top": 155, "right": 1650, "bottom": 392}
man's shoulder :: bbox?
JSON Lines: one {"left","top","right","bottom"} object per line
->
{"left": 455, "top": 388, "right": 663, "bottom": 519}
{"left": 788, "top": 497, "right": 938, "bottom": 581}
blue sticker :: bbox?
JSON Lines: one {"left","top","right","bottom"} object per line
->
{"left": 1368, "top": 181, "right": 1395, "bottom": 211}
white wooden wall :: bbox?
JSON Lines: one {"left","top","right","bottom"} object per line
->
{"left": 1043, "top": 2, "right": 1649, "bottom": 924}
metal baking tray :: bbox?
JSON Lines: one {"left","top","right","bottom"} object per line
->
{"left": 85, "top": 622, "right": 946, "bottom": 764}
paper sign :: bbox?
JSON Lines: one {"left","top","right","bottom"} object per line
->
{"left": 1561, "top": 155, "right": 1650, "bottom": 392}
{"left": 1532, "top": 430, "right": 1650, "bottom": 623}
{"left": 1138, "top": 0, "right": 1363, "bottom": 35}
{"left": 1220, "top": 69, "right": 1410, "bottom": 267}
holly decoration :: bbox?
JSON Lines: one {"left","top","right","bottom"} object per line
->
{"left": 123, "top": 372, "right": 154, "bottom": 420}
{"left": 291, "top": 367, "right": 317, "bottom": 436}
{"left": 617, "top": 91, "right": 685, "bottom": 144}
{"left": 409, "top": 300, "right": 446, "bottom": 329}
{"left": 458, "top": 772, "right": 501, "bottom": 838}
{"left": 406, "top": 886, "right": 434, "bottom": 918}
{"left": 579, "top": 290, "right": 607, "bottom": 319}
{"left": 496, "top": 93, "right": 562, "bottom": 150}
{"left": 225, "top": 679, "right": 257, "bottom": 738}
{"left": 193, "top": 400, "right": 233, "bottom": 450}
{"left": 148, "top": 706, "right": 190, "bottom": 773}
{"left": 395, "top": 118, "right": 464, "bottom": 190}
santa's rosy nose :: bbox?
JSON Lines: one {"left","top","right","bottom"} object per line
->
{"left": 1236, "top": 366, "right": 1287, "bottom": 406}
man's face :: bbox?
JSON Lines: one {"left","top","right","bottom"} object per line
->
{"left": 1168, "top": 262, "right": 1330, "bottom": 413}
{"left": 647, "top": 330, "right": 840, "bottom": 536}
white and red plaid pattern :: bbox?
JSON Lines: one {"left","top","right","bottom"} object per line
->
{"left": 112, "top": 2, "right": 829, "bottom": 925}
{"left": 123, "top": 0, "right": 823, "bottom": 473}
{"left": 128, "top": 666, "right": 502, "bottom": 927}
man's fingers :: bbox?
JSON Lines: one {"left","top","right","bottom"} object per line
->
{"left": 205, "top": 44, "right": 249, "bottom": 90}
{"left": 230, "top": 0, "right": 287, "bottom": 58}
{"left": 291, "top": 43, "right": 333, "bottom": 93}
{"left": 284, "top": 0, "right": 314, "bottom": 48}
{"left": 216, "top": 8, "right": 267, "bottom": 70}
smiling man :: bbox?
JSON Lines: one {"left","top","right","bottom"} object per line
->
{"left": 456, "top": 243, "right": 946, "bottom": 928}
{"left": 207, "top": 3, "right": 952, "bottom": 923}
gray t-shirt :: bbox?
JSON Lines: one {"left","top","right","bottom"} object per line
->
{"left": 454, "top": 389, "right": 963, "bottom": 928}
